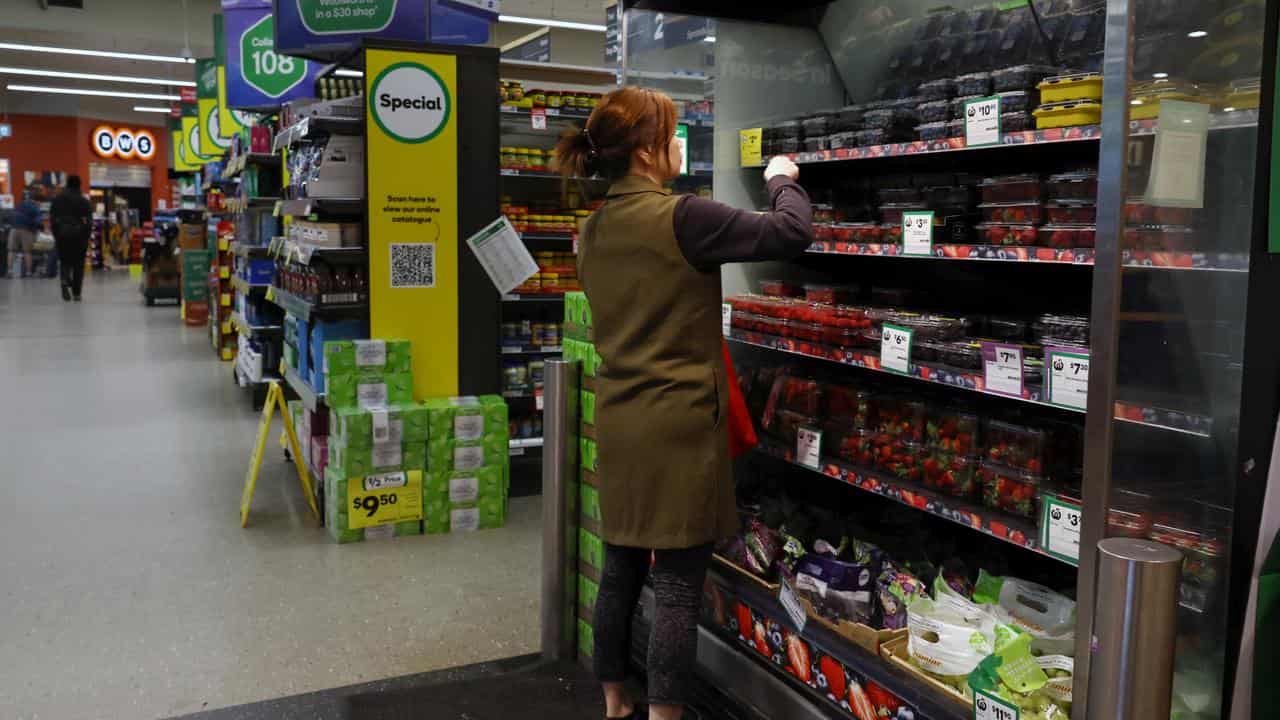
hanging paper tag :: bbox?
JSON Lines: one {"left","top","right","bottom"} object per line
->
{"left": 739, "top": 128, "right": 763, "bottom": 166}
{"left": 902, "top": 211, "right": 934, "bottom": 256}
{"left": 1047, "top": 347, "right": 1089, "bottom": 410}
{"left": 531, "top": 107, "right": 547, "bottom": 130}
{"left": 354, "top": 339, "right": 387, "bottom": 367}
{"left": 965, "top": 96, "right": 1001, "bottom": 147}
{"left": 974, "top": 688, "right": 1020, "bottom": 720}
{"left": 778, "top": 577, "right": 808, "bottom": 633}
{"left": 880, "top": 323, "right": 913, "bottom": 374}
{"left": 796, "top": 426, "right": 822, "bottom": 470}
{"left": 370, "top": 408, "right": 391, "bottom": 444}
{"left": 1040, "top": 495, "right": 1083, "bottom": 563}
{"left": 982, "top": 342, "right": 1024, "bottom": 397}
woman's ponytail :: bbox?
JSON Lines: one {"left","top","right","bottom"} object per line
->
{"left": 553, "top": 87, "right": 677, "bottom": 184}
{"left": 554, "top": 125, "right": 597, "bottom": 179}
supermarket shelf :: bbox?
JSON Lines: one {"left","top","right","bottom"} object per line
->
{"left": 283, "top": 364, "right": 324, "bottom": 412}
{"left": 501, "top": 344, "right": 562, "bottom": 355}
{"left": 755, "top": 439, "right": 1059, "bottom": 564}
{"left": 499, "top": 59, "right": 619, "bottom": 87}
{"left": 808, "top": 240, "right": 1250, "bottom": 273}
{"left": 1129, "top": 109, "right": 1259, "bottom": 136}
{"left": 499, "top": 168, "right": 607, "bottom": 182}
{"left": 519, "top": 233, "right": 575, "bottom": 243}
{"left": 229, "top": 242, "right": 272, "bottom": 258}
{"left": 273, "top": 115, "right": 362, "bottom": 152}
{"left": 272, "top": 236, "right": 367, "bottom": 264}
{"left": 230, "top": 311, "right": 281, "bottom": 337}
{"left": 500, "top": 105, "right": 592, "bottom": 121}
{"left": 267, "top": 286, "right": 367, "bottom": 322}
{"left": 502, "top": 293, "right": 567, "bottom": 302}
{"left": 501, "top": 389, "right": 539, "bottom": 399}
{"left": 766, "top": 125, "right": 1101, "bottom": 167}
{"left": 728, "top": 329, "right": 1214, "bottom": 435}
{"left": 222, "top": 152, "right": 280, "bottom": 178}
{"left": 230, "top": 276, "right": 268, "bottom": 294}
{"left": 225, "top": 196, "right": 281, "bottom": 213}
{"left": 279, "top": 197, "right": 365, "bottom": 217}
{"left": 698, "top": 566, "right": 968, "bottom": 720}
{"left": 510, "top": 437, "right": 544, "bottom": 450}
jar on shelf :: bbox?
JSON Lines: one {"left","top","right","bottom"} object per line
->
{"left": 547, "top": 90, "right": 563, "bottom": 109}
{"left": 528, "top": 88, "right": 546, "bottom": 108}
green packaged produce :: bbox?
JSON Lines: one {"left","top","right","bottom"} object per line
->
{"left": 324, "top": 467, "right": 423, "bottom": 543}
{"left": 423, "top": 500, "right": 450, "bottom": 534}
{"left": 323, "top": 338, "right": 412, "bottom": 376}
{"left": 424, "top": 465, "right": 504, "bottom": 506}
{"left": 579, "top": 527, "right": 604, "bottom": 569}
{"left": 330, "top": 403, "right": 429, "bottom": 448}
{"left": 421, "top": 395, "right": 508, "bottom": 441}
{"left": 580, "top": 483, "right": 602, "bottom": 522}
{"left": 578, "top": 618, "right": 595, "bottom": 657}
{"left": 447, "top": 495, "right": 505, "bottom": 531}
{"left": 329, "top": 439, "right": 427, "bottom": 477}
{"left": 579, "top": 575, "right": 600, "bottom": 615}
{"left": 581, "top": 389, "right": 596, "bottom": 427}
{"left": 325, "top": 370, "right": 414, "bottom": 410}
{"left": 428, "top": 433, "right": 508, "bottom": 472}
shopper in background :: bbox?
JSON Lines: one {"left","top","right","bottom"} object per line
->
{"left": 556, "top": 86, "right": 812, "bottom": 720}
{"left": 50, "top": 175, "right": 92, "bottom": 301}
{"left": 8, "top": 184, "right": 42, "bottom": 278}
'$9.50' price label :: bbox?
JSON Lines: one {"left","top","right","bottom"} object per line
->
{"left": 347, "top": 470, "right": 424, "bottom": 529}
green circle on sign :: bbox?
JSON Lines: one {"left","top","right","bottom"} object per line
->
{"left": 368, "top": 61, "right": 452, "bottom": 145}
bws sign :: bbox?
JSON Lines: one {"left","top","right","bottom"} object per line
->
{"left": 92, "top": 126, "right": 157, "bottom": 161}
{"left": 369, "top": 62, "right": 451, "bottom": 144}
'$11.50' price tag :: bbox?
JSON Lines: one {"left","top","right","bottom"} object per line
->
{"left": 974, "top": 689, "right": 1020, "bottom": 720}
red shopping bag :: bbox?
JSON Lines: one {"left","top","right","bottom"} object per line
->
{"left": 722, "top": 339, "right": 758, "bottom": 458}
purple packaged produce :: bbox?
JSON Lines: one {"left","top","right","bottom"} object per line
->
{"left": 877, "top": 568, "right": 928, "bottom": 630}
{"left": 917, "top": 78, "right": 957, "bottom": 100}
{"left": 979, "top": 174, "right": 1043, "bottom": 203}
{"left": 1033, "top": 313, "right": 1090, "bottom": 346}
{"left": 794, "top": 553, "right": 880, "bottom": 626}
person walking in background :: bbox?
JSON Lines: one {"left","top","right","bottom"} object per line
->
{"left": 7, "top": 184, "right": 42, "bottom": 278}
{"left": 50, "top": 176, "right": 92, "bottom": 301}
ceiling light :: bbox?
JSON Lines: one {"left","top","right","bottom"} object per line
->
{"left": 1130, "top": 99, "right": 1142, "bottom": 105}
{"left": 1223, "top": 106, "right": 1236, "bottom": 112}
{"left": 0, "top": 42, "right": 195, "bottom": 64}
{"left": 704, "top": 36, "right": 717, "bottom": 43}
{"left": 1188, "top": 30, "right": 1208, "bottom": 38}
{"left": 133, "top": 105, "right": 173, "bottom": 113}
{"left": 499, "top": 15, "right": 607, "bottom": 32}
{"left": 1152, "top": 72, "right": 1168, "bottom": 79}
{"left": 0, "top": 67, "right": 193, "bottom": 87}
{"left": 334, "top": 68, "right": 364, "bottom": 77}
{"left": 7, "top": 84, "right": 180, "bottom": 101}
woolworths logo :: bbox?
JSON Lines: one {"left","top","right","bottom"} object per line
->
{"left": 369, "top": 62, "right": 451, "bottom": 144}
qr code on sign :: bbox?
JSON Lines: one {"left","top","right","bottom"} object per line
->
{"left": 390, "top": 243, "right": 435, "bottom": 288}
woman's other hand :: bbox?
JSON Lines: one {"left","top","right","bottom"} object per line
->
{"left": 763, "top": 155, "right": 800, "bottom": 182}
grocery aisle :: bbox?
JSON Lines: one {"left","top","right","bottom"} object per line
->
{"left": 0, "top": 273, "right": 542, "bottom": 720}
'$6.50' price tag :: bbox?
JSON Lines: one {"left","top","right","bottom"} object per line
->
{"left": 347, "top": 471, "right": 424, "bottom": 529}
{"left": 974, "top": 689, "right": 1020, "bottom": 720}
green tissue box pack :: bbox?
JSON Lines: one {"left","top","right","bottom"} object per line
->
{"left": 329, "top": 439, "right": 427, "bottom": 477}
{"left": 580, "top": 389, "right": 596, "bottom": 427}
{"left": 325, "top": 370, "right": 414, "bottom": 410}
{"left": 428, "top": 433, "right": 508, "bottom": 473}
{"left": 424, "top": 466, "right": 505, "bottom": 507}
{"left": 324, "top": 339, "right": 412, "bottom": 376}
{"left": 330, "top": 403, "right": 429, "bottom": 448}
{"left": 423, "top": 501, "right": 450, "bottom": 534}
{"left": 324, "top": 468, "right": 423, "bottom": 543}
{"left": 421, "top": 395, "right": 508, "bottom": 442}
{"left": 580, "top": 437, "right": 598, "bottom": 472}
{"left": 447, "top": 498, "right": 505, "bottom": 531}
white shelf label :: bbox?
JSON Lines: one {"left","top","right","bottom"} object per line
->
{"left": 902, "top": 211, "right": 933, "bottom": 256}
{"left": 974, "top": 689, "right": 1020, "bottom": 720}
{"left": 796, "top": 426, "right": 821, "bottom": 470}
{"left": 965, "top": 96, "right": 1001, "bottom": 147}
{"left": 1041, "top": 495, "right": 1083, "bottom": 564}
{"left": 531, "top": 107, "right": 547, "bottom": 130}
{"left": 778, "top": 577, "right": 807, "bottom": 634}
{"left": 535, "top": 388, "right": 544, "bottom": 411}
{"left": 722, "top": 303, "right": 732, "bottom": 337}
{"left": 1047, "top": 349, "right": 1090, "bottom": 410}
{"left": 880, "top": 323, "right": 913, "bottom": 374}
{"left": 983, "top": 342, "right": 1024, "bottom": 397}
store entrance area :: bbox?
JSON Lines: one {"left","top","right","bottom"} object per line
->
{"left": 0, "top": 273, "right": 541, "bottom": 719}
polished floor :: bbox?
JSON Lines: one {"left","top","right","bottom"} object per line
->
{"left": 0, "top": 272, "right": 542, "bottom": 720}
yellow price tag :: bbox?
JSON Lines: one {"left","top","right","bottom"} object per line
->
{"left": 740, "top": 128, "right": 763, "bottom": 167}
{"left": 347, "top": 470, "right": 424, "bottom": 529}
{"left": 273, "top": 200, "right": 283, "bottom": 217}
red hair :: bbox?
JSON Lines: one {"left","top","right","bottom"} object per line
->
{"left": 555, "top": 86, "right": 678, "bottom": 182}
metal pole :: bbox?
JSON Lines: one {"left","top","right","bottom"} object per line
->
{"left": 1074, "top": 0, "right": 1135, "bottom": 713}
{"left": 540, "top": 358, "right": 580, "bottom": 661}
{"left": 1087, "top": 538, "right": 1183, "bottom": 719}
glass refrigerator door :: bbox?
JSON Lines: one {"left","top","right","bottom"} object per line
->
{"left": 1094, "top": 2, "right": 1264, "bottom": 718}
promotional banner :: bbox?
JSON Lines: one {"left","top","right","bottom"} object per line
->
{"left": 214, "top": 14, "right": 249, "bottom": 138}
{"left": 366, "top": 47, "right": 459, "bottom": 398}
{"left": 223, "top": 0, "right": 321, "bottom": 108}
{"left": 273, "top": 0, "right": 429, "bottom": 56}
{"left": 196, "top": 59, "right": 232, "bottom": 155}
{"left": 430, "top": 0, "right": 491, "bottom": 45}
{"left": 182, "top": 104, "right": 214, "bottom": 167}
{"left": 170, "top": 117, "right": 200, "bottom": 172}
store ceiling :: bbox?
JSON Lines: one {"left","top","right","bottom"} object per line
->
{"left": 0, "top": 0, "right": 605, "bottom": 125}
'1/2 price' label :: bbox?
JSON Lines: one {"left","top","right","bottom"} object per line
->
{"left": 965, "top": 96, "right": 1001, "bottom": 147}
{"left": 974, "top": 689, "right": 1020, "bottom": 720}
{"left": 347, "top": 470, "right": 423, "bottom": 529}
{"left": 880, "top": 323, "right": 914, "bottom": 374}
{"left": 1047, "top": 349, "right": 1090, "bottom": 410}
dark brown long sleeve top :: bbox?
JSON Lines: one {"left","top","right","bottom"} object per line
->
{"left": 672, "top": 176, "right": 814, "bottom": 271}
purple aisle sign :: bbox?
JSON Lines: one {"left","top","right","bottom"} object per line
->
{"left": 223, "top": 0, "right": 322, "bottom": 108}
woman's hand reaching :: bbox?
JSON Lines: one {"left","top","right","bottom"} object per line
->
{"left": 763, "top": 155, "right": 800, "bottom": 182}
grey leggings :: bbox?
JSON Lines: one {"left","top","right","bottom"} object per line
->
{"left": 594, "top": 542, "right": 713, "bottom": 705}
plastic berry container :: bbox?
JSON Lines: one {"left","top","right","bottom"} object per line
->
{"left": 923, "top": 185, "right": 975, "bottom": 207}
{"left": 863, "top": 107, "right": 919, "bottom": 129}
{"left": 854, "top": 129, "right": 888, "bottom": 147}
{"left": 812, "top": 223, "right": 834, "bottom": 242}
{"left": 1046, "top": 171, "right": 1098, "bottom": 201}
{"left": 900, "top": 314, "right": 969, "bottom": 340}
{"left": 825, "top": 384, "right": 874, "bottom": 428}
{"left": 876, "top": 439, "right": 925, "bottom": 482}
{"left": 938, "top": 340, "right": 984, "bottom": 371}
{"left": 917, "top": 100, "right": 951, "bottom": 123}
{"left": 978, "top": 461, "right": 1043, "bottom": 517}
{"left": 976, "top": 223, "right": 1039, "bottom": 246}
{"left": 804, "top": 283, "right": 860, "bottom": 306}
{"left": 826, "top": 422, "right": 876, "bottom": 466}
{"left": 986, "top": 317, "right": 1029, "bottom": 342}
{"left": 880, "top": 203, "right": 930, "bottom": 225}
{"left": 878, "top": 187, "right": 922, "bottom": 203}
{"left": 1123, "top": 226, "right": 1197, "bottom": 252}
{"left": 760, "top": 279, "right": 802, "bottom": 297}
{"left": 979, "top": 202, "right": 1043, "bottom": 224}
{"left": 923, "top": 452, "right": 979, "bottom": 498}
{"left": 1046, "top": 201, "right": 1097, "bottom": 224}
{"left": 950, "top": 94, "right": 985, "bottom": 119}
{"left": 791, "top": 321, "right": 825, "bottom": 343}
{"left": 927, "top": 407, "right": 980, "bottom": 457}
{"left": 828, "top": 132, "right": 858, "bottom": 150}
{"left": 876, "top": 396, "right": 928, "bottom": 442}
{"left": 954, "top": 72, "right": 993, "bottom": 96}
{"left": 997, "top": 90, "right": 1035, "bottom": 114}
{"left": 946, "top": 118, "right": 966, "bottom": 138}
{"left": 803, "top": 136, "right": 829, "bottom": 152}
{"left": 1107, "top": 489, "right": 1153, "bottom": 539}
{"left": 772, "top": 120, "right": 802, "bottom": 140}
{"left": 1033, "top": 314, "right": 1090, "bottom": 346}
{"left": 979, "top": 174, "right": 1042, "bottom": 203}
{"left": 775, "top": 137, "right": 800, "bottom": 154}
{"left": 880, "top": 223, "right": 903, "bottom": 245}
{"left": 832, "top": 106, "right": 865, "bottom": 132}
{"left": 917, "top": 78, "right": 958, "bottom": 100}
{"left": 983, "top": 419, "right": 1047, "bottom": 474}
{"left": 917, "top": 122, "right": 950, "bottom": 141}
{"left": 1148, "top": 519, "right": 1225, "bottom": 611}
{"left": 765, "top": 375, "right": 823, "bottom": 416}
{"left": 1124, "top": 200, "right": 1196, "bottom": 225}
{"left": 1001, "top": 111, "right": 1033, "bottom": 132}
{"left": 812, "top": 204, "right": 837, "bottom": 224}
{"left": 913, "top": 339, "right": 946, "bottom": 364}
{"left": 1039, "top": 224, "right": 1097, "bottom": 248}
{"left": 801, "top": 114, "right": 832, "bottom": 138}
{"left": 991, "top": 64, "right": 1059, "bottom": 92}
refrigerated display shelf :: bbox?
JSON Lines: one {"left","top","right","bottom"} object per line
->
{"left": 760, "top": 125, "right": 1101, "bottom": 166}
{"left": 273, "top": 115, "right": 363, "bottom": 152}
{"left": 729, "top": 329, "right": 1214, "bottom": 435}
{"left": 702, "top": 564, "right": 968, "bottom": 720}
{"left": 500, "top": 169, "right": 605, "bottom": 182}
{"left": 807, "top": 240, "right": 1249, "bottom": 272}
{"left": 754, "top": 439, "right": 1055, "bottom": 563}
{"left": 501, "top": 344, "right": 562, "bottom": 355}
{"left": 267, "top": 286, "right": 367, "bottom": 322}
{"left": 283, "top": 364, "right": 324, "bottom": 412}
{"left": 271, "top": 236, "right": 367, "bottom": 264}
{"left": 222, "top": 152, "right": 280, "bottom": 178}
{"left": 229, "top": 242, "right": 272, "bottom": 258}
{"left": 230, "top": 276, "right": 268, "bottom": 294}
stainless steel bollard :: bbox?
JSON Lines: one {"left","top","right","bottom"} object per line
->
{"left": 1087, "top": 537, "right": 1183, "bottom": 719}
{"left": 540, "top": 358, "right": 580, "bottom": 661}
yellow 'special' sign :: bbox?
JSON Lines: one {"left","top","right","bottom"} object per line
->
{"left": 347, "top": 470, "right": 424, "bottom": 529}
{"left": 366, "top": 48, "right": 460, "bottom": 399}
{"left": 740, "top": 127, "right": 763, "bottom": 167}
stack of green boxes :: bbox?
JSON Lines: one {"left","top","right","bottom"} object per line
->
{"left": 322, "top": 339, "right": 426, "bottom": 543}
{"left": 564, "top": 291, "right": 601, "bottom": 668}
{"left": 180, "top": 249, "right": 212, "bottom": 303}
{"left": 422, "top": 396, "right": 510, "bottom": 533}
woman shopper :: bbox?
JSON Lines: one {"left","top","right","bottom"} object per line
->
{"left": 50, "top": 175, "right": 93, "bottom": 301}
{"left": 556, "top": 86, "right": 813, "bottom": 720}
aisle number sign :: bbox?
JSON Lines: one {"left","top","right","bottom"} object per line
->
{"left": 974, "top": 689, "right": 1019, "bottom": 720}
{"left": 740, "top": 127, "right": 762, "bottom": 167}
{"left": 347, "top": 471, "right": 424, "bottom": 529}
{"left": 1047, "top": 348, "right": 1090, "bottom": 410}
{"left": 880, "top": 323, "right": 913, "bottom": 374}
{"left": 965, "top": 96, "right": 1001, "bottom": 147}
{"left": 902, "top": 210, "right": 933, "bottom": 256}
{"left": 223, "top": 2, "right": 318, "bottom": 108}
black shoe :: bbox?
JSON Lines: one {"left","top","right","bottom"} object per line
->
{"left": 73, "top": 295, "right": 82, "bottom": 302}
{"left": 61, "top": 285, "right": 71, "bottom": 301}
